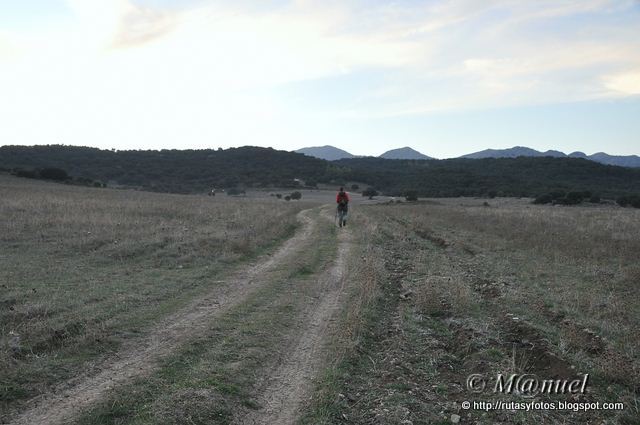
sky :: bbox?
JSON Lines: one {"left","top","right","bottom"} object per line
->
{"left": 0, "top": 0, "right": 639, "bottom": 158}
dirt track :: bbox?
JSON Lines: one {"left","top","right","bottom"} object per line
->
{"left": 8, "top": 210, "right": 319, "bottom": 425}
{"left": 240, "top": 208, "right": 353, "bottom": 424}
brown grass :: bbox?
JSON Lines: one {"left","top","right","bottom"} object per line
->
{"left": 0, "top": 175, "right": 305, "bottom": 413}
{"left": 313, "top": 198, "right": 639, "bottom": 424}
{"left": 390, "top": 199, "right": 639, "bottom": 420}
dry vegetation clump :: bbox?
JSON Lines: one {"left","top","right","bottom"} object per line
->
{"left": 151, "top": 388, "right": 231, "bottom": 424}
{"left": 339, "top": 222, "right": 384, "bottom": 350}
{"left": 0, "top": 176, "right": 304, "bottom": 413}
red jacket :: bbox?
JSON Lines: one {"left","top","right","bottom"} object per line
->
{"left": 336, "top": 191, "right": 350, "bottom": 204}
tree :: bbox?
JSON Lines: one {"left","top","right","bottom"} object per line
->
{"left": 226, "top": 188, "right": 245, "bottom": 196}
{"left": 39, "top": 167, "right": 69, "bottom": 181}
{"left": 617, "top": 195, "right": 640, "bottom": 208}
{"left": 533, "top": 194, "right": 553, "bottom": 204}
{"left": 362, "top": 187, "right": 378, "bottom": 199}
{"left": 404, "top": 190, "right": 418, "bottom": 202}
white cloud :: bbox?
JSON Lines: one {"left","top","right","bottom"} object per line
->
{"left": 603, "top": 70, "right": 640, "bottom": 95}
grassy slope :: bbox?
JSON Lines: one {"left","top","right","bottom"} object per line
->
{"left": 305, "top": 199, "right": 639, "bottom": 425}
{"left": 0, "top": 176, "right": 306, "bottom": 417}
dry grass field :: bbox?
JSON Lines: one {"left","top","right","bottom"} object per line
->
{"left": 305, "top": 198, "right": 639, "bottom": 425}
{"left": 2, "top": 176, "right": 639, "bottom": 425}
{"left": 0, "top": 175, "right": 307, "bottom": 419}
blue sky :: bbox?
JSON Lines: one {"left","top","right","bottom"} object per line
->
{"left": 0, "top": 0, "right": 638, "bottom": 158}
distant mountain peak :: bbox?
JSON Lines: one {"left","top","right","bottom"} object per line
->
{"left": 379, "top": 147, "right": 432, "bottom": 160}
{"left": 569, "top": 151, "right": 587, "bottom": 158}
{"left": 461, "top": 146, "right": 554, "bottom": 159}
{"left": 460, "top": 146, "right": 640, "bottom": 167}
{"left": 295, "top": 145, "right": 354, "bottom": 161}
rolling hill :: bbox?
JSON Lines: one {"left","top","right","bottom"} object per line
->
{"left": 295, "top": 145, "right": 354, "bottom": 161}
{"left": 0, "top": 145, "right": 334, "bottom": 193}
{"left": 379, "top": 147, "right": 432, "bottom": 160}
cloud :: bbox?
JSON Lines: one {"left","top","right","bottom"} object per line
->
{"left": 111, "top": 3, "right": 178, "bottom": 49}
{"left": 0, "top": 0, "right": 639, "bottom": 149}
{"left": 603, "top": 70, "right": 640, "bottom": 95}
{"left": 329, "top": 0, "right": 640, "bottom": 117}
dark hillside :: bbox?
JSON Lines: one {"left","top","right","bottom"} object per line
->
{"left": 335, "top": 156, "right": 640, "bottom": 198}
{"left": 3, "top": 145, "right": 640, "bottom": 198}
{"left": 0, "top": 145, "right": 336, "bottom": 193}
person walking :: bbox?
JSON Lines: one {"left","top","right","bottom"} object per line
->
{"left": 336, "top": 187, "right": 350, "bottom": 227}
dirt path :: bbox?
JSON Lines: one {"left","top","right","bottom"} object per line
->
{"left": 8, "top": 210, "right": 317, "bottom": 425}
{"left": 240, "top": 210, "right": 353, "bottom": 425}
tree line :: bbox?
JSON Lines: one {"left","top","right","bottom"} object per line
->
{"left": 2, "top": 145, "right": 640, "bottom": 200}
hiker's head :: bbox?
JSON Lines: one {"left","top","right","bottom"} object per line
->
{"left": 339, "top": 187, "right": 344, "bottom": 192}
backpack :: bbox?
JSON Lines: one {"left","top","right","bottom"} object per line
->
{"left": 338, "top": 191, "right": 348, "bottom": 205}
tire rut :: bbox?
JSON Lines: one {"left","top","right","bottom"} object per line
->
{"left": 7, "top": 209, "right": 317, "bottom": 425}
{"left": 240, "top": 209, "right": 353, "bottom": 425}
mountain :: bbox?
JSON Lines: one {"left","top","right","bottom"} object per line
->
{"left": 461, "top": 146, "right": 564, "bottom": 159}
{"left": 295, "top": 145, "right": 354, "bottom": 161}
{"left": 379, "top": 147, "right": 432, "bottom": 160}
{"left": 568, "top": 151, "right": 588, "bottom": 159}
{"left": 588, "top": 152, "right": 640, "bottom": 168}
{"left": 461, "top": 146, "right": 640, "bottom": 167}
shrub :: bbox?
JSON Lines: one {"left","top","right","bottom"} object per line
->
{"left": 351, "top": 184, "right": 359, "bottom": 191}
{"left": 14, "top": 169, "right": 38, "bottom": 179}
{"left": 565, "top": 191, "right": 586, "bottom": 205}
{"left": 617, "top": 195, "right": 640, "bottom": 208}
{"left": 404, "top": 190, "right": 418, "bottom": 202}
{"left": 290, "top": 191, "right": 302, "bottom": 200}
{"left": 275, "top": 193, "right": 282, "bottom": 199}
{"left": 617, "top": 196, "right": 629, "bottom": 207}
{"left": 362, "top": 188, "right": 378, "bottom": 199}
{"left": 226, "top": 188, "right": 245, "bottom": 196}
{"left": 284, "top": 195, "right": 291, "bottom": 201}
{"left": 39, "top": 167, "right": 69, "bottom": 181}
{"left": 533, "top": 194, "right": 553, "bottom": 204}
{"left": 589, "top": 195, "right": 601, "bottom": 203}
